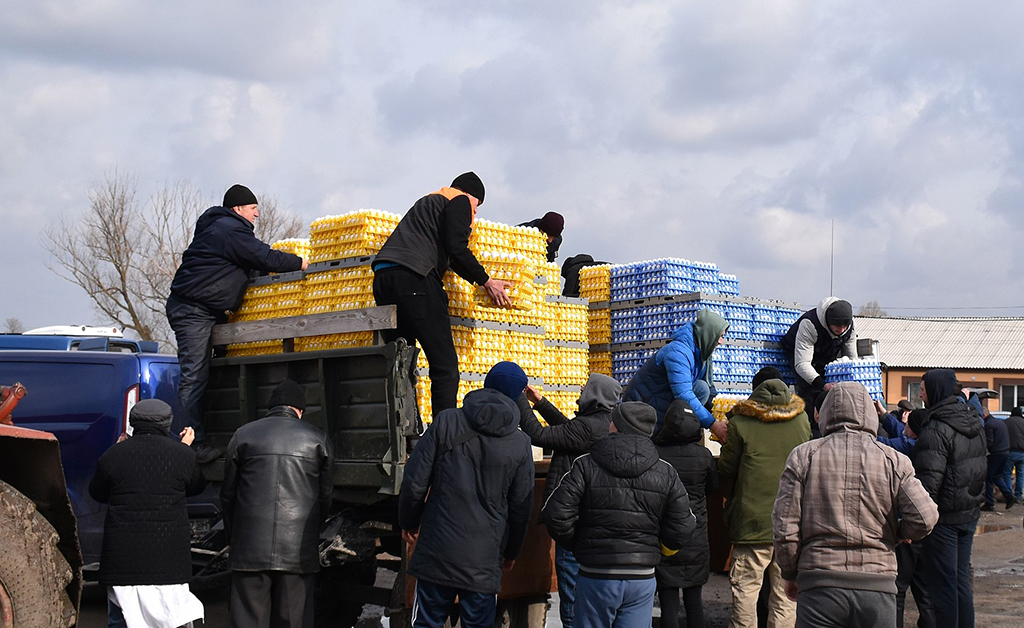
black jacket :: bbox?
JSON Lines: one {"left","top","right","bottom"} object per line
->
{"left": 221, "top": 407, "right": 334, "bottom": 573}
{"left": 1006, "top": 412, "right": 1024, "bottom": 452}
{"left": 984, "top": 413, "right": 1010, "bottom": 454}
{"left": 913, "top": 397, "right": 988, "bottom": 525}
{"left": 542, "top": 433, "right": 696, "bottom": 579}
{"left": 655, "top": 411, "right": 719, "bottom": 589}
{"left": 89, "top": 427, "right": 206, "bottom": 585}
{"left": 169, "top": 206, "right": 303, "bottom": 316}
{"left": 516, "top": 374, "right": 620, "bottom": 501}
{"left": 376, "top": 191, "right": 489, "bottom": 285}
{"left": 399, "top": 389, "right": 534, "bottom": 594}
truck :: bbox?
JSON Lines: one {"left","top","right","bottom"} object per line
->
{"left": 0, "top": 314, "right": 556, "bottom": 628}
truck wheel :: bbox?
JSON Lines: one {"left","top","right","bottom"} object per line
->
{"left": 0, "top": 481, "right": 76, "bottom": 628}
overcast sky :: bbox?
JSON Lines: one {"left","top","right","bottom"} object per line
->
{"left": 3, "top": 0, "right": 1023, "bottom": 333}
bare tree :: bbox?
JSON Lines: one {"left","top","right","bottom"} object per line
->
{"left": 4, "top": 318, "right": 24, "bottom": 333}
{"left": 858, "top": 300, "right": 888, "bottom": 317}
{"left": 43, "top": 172, "right": 308, "bottom": 352}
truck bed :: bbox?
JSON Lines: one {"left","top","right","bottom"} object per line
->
{"left": 200, "top": 340, "right": 418, "bottom": 504}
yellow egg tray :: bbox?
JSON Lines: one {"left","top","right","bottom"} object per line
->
{"left": 303, "top": 267, "right": 376, "bottom": 314}
{"left": 226, "top": 339, "right": 286, "bottom": 357}
{"left": 542, "top": 346, "right": 589, "bottom": 387}
{"left": 295, "top": 331, "right": 375, "bottom": 353}
{"left": 588, "top": 351, "right": 613, "bottom": 378}
{"left": 544, "top": 303, "right": 589, "bottom": 343}
{"left": 711, "top": 393, "right": 748, "bottom": 421}
{"left": 271, "top": 238, "right": 311, "bottom": 260}
{"left": 469, "top": 219, "right": 548, "bottom": 262}
{"left": 578, "top": 264, "right": 612, "bottom": 302}
{"left": 588, "top": 308, "right": 612, "bottom": 345}
{"left": 309, "top": 209, "right": 401, "bottom": 262}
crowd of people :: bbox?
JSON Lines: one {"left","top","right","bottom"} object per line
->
{"left": 90, "top": 176, "right": 1008, "bottom": 628}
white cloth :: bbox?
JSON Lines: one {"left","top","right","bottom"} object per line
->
{"left": 108, "top": 584, "right": 204, "bottom": 628}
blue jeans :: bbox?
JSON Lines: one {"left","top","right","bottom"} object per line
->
{"left": 412, "top": 579, "right": 497, "bottom": 628}
{"left": 166, "top": 296, "right": 219, "bottom": 443}
{"left": 984, "top": 453, "right": 1013, "bottom": 507}
{"left": 919, "top": 521, "right": 977, "bottom": 628}
{"left": 575, "top": 575, "right": 657, "bottom": 628}
{"left": 555, "top": 544, "right": 580, "bottom": 628}
{"left": 1005, "top": 451, "right": 1024, "bottom": 500}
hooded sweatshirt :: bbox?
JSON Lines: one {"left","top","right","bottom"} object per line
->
{"left": 169, "top": 206, "right": 303, "bottom": 316}
{"left": 913, "top": 370, "right": 988, "bottom": 525}
{"left": 655, "top": 402, "right": 719, "bottom": 589}
{"left": 622, "top": 309, "right": 729, "bottom": 428}
{"left": 772, "top": 382, "right": 938, "bottom": 593}
{"left": 517, "top": 373, "right": 622, "bottom": 500}
{"left": 399, "top": 388, "right": 535, "bottom": 593}
{"left": 542, "top": 431, "right": 695, "bottom": 579}
{"left": 780, "top": 297, "right": 858, "bottom": 391}
{"left": 718, "top": 379, "right": 810, "bottom": 544}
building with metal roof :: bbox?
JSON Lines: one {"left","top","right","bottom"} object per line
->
{"left": 854, "top": 316, "right": 1024, "bottom": 412}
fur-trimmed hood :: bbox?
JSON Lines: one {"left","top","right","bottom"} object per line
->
{"left": 731, "top": 379, "right": 805, "bottom": 423}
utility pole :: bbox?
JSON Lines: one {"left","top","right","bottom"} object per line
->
{"left": 830, "top": 219, "right": 834, "bottom": 296}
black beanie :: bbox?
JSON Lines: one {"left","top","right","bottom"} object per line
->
{"left": 814, "top": 391, "right": 829, "bottom": 415}
{"left": 825, "top": 300, "right": 853, "bottom": 328}
{"left": 129, "top": 398, "right": 173, "bottom": 433}
{"left": 538, "top": 212, "right": 565, "bottom": 237}
{"left": 451, "top": 172, "right": 485, "bottom": 205}
{"left": 752, "top": 366, "right": 784, "bottom": 390}
{"left": 612, "top": 401, "right": 657, "bottom": 437}
{"left": 223, "top": 184, "right": 258, "bottom": 208}
{"left": 269, "top": 379, "right": 306, "bottom": 411}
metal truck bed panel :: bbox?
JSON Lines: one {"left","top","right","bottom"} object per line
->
{"left": 201, "top": 341, "right": 418, "bottom": 498}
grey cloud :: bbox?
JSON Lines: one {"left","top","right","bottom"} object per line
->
{"left": 0, "top": 1, "right": 344, "bottom": 80}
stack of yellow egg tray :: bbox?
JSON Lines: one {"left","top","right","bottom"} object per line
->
{"left": 308, "top": 209, "right": 401, "bottom": 262}
{"left": 271, "top": 238, "right": 311, "bottom": 260}
{"left": 579, "top": 265, "right": 613, "bottom": 377}
{"left": 226, "top": 279, "right": 305, "bottom": 357}
{"left": 296, "top": 265, "right": 376, "bottom": 351}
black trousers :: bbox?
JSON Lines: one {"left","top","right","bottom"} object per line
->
{"left": 229, "top": 571, "right": 315, "bottom": 628}
{"left": 373, "top": 267, "right": 459, "bottom": 417}
{"left": 658, "top": 585, "right": 703, "bottom": 628}
{"left": 896, "top": 541, "right": 933, "bottom": 628}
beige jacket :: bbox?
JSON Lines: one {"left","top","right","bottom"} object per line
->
{"left": 772, "top": 382, "right": 939, "bottom": 593}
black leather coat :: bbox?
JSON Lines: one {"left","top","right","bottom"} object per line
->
{"left": 221, "top": 407, "right": 334, "bottom": 573}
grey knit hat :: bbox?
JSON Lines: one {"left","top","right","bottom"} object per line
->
{"left": 612, "top": 401, "right": 657, "bottom": 437}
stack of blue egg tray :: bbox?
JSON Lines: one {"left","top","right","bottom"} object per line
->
{"left": 608, "top": 259, "right": 802, "bottom": 396}
{"left": 824, "top": 359, "right": 885, "bottom": 402}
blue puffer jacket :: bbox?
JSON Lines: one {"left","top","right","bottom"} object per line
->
{"left": 622, "top": 311, "right": 728, "bottom": 429}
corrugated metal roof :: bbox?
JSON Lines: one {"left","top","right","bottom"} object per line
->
{"left": 854, "top": 317, "right": 1024, "bottom": 370}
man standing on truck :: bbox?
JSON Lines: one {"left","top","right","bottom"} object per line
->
{"left": 373, "top": 172, "right": 511, "bottom": 420}
{"left": 221, "top": 379, "right": 333, "bottom": 628}
{"left": 780, "top": 297, "right": 857, "bottom": 437}
{"left": 519, "top": 211, "right": 565, "bottom": 262}
{"left": 399, "top": 361, "right": 535, "bottom": 628}
{"left": 166, "top": 184, "right": 308, "bottom": 463}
